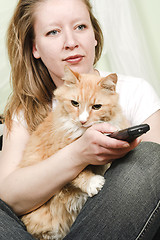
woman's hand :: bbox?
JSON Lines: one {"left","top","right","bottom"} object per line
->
{"left": 74, "top": 123, "right": 141, "bottom": 166}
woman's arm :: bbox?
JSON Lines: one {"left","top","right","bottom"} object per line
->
{"left": 141, "top": 110, "right": 160, "bottom": 144}
{"left": 0, "top": 121, "right": 139, "bottom": 216}
{"left": 0, "top": 121, "right": 87, "bottom": 215}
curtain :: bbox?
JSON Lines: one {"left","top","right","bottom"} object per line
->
{"left": 91, "top": 0, "right": 160, "bottom": 96}
{"left": 0, "top": 1, "right": 17, "bottom": 113}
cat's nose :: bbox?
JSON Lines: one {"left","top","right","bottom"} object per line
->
{"left": 80, "top": 120, "right": 87, "bottom": 125}
{"left": 79, "top": 110, "right": 89, "bottom": 125}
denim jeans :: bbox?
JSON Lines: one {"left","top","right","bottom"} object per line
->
{"left": 0, "top": 199, "right": 35, "bottom": 239}
{"left": 0, "top": 142, "right": 160, "bottom": 240}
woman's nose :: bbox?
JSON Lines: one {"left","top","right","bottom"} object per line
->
{"left": 64, "top": 31, "right": 79, "bottom": 50}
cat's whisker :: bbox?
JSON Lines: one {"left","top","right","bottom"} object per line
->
{"left": 82, "top": 120, "right": 104, "bottom": 128}
{"left": 58, "top": 117, "right": 85, "bottom": 140}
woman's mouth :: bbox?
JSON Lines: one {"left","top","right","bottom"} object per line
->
{"left": 63, "top": 55, "right": 84, "bottom": 64}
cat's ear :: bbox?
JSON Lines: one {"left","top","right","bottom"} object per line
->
{"left": 62, "top": 66, "right": 80, "bottom": 86}
{"left": 99, "top": 73, "right": 117, "bottom": 92}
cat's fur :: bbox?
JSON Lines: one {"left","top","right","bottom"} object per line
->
{"left": 19, "top": 66, "right": 128, "bottom": 240}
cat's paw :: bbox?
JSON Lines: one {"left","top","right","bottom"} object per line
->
{"left": 87, "top": 175, "right": 105, "bottom": 197}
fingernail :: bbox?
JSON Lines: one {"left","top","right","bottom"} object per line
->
{"left": 137, "top": 138, "right": 142, "bottom": 144}
{"left": 123, "top": 142, "right": 130, "bottom": 147}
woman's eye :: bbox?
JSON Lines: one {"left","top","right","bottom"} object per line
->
{"left": 71, "top": 100, "right": 79, "bottom": 107}
{"left": 92, "top": 104, "right": 102, "bottom": 110}
{"left": 47, "top": 30, "right": 59, "bottom": 36}
{"left": 77, "top": 24, "right": 86, "bottom": 31}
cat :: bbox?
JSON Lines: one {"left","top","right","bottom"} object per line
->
{"left": 19, "top": 66, "right": 128, "bottom": 240}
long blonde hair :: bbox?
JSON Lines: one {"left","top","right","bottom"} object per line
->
{"left": 5, "top": 0, "right": 104, "bottom": 133}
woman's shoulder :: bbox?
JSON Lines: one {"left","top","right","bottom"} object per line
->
{"left": 99, "top": 70, "right": 148, "bottom": 90}
{"left": 12, "top": 110, "right": 28, "bottom": 129}
{"left": 99, "top": 70, "right": 159, "bottom": 99}
{"left": 99, "top": 70, "right": 160, "bottom": 125}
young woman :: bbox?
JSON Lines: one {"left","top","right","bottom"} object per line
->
{"left": 0, "top": 0, "right": 160, "bottom": 239}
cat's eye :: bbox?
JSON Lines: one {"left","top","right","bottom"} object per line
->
{"left": 71, "top": 100, "right": 79, "bottom": 107}
{"left": 92, "top": 104, "right": 102, "bottom": 110}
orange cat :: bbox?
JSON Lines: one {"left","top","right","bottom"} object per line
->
{"left": 19, "top": 66, "right": 128, "bottom": 240}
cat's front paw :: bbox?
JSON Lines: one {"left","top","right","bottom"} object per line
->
{"left": 87, "top": 175, "right": 105, "bottom": 197}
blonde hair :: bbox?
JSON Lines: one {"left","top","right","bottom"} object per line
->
{"left": 5, "top": 0, "right": 104, "bottom": 133}
{"left": 83, "top": 0, "right": 104, "bottom": 64}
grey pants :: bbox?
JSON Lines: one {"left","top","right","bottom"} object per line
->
{"left": 0, "top": 142, "right": 160, "bottom": 240}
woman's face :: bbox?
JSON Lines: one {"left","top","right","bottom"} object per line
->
{"left": 33, "top": 0, "right": 97, "bottom": 87}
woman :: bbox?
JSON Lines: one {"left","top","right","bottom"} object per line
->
{"left": 0, "top": 0, "right": 160, "bottom": 239}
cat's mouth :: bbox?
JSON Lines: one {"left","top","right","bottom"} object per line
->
{"left": 81, "top": 124, "right": 92, "bottom": 128}
{"left": 80, "top": 121, "right": 103, "bottom": 128}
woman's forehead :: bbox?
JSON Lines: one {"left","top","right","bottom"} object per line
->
{"left": 33, "top": 0, "right": 90, "bottom": 30}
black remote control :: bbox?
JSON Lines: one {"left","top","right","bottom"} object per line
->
{"left": 106, "top": 124, "right": 150, "bottom": 142}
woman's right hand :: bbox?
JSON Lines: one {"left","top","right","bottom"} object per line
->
{"left": 73, "top": 122, "right": 141, "bottom": 166}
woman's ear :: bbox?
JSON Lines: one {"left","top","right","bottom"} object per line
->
{"left": 32, "top": 43, "right": 40, "bottom": 59}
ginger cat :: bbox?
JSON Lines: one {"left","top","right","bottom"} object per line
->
{"left": 19, "top": 66, "right": 128, "bottom": 240}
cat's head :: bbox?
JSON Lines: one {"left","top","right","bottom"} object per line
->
{"left": 54, "top": 66, "right": 120, "bottom": 129}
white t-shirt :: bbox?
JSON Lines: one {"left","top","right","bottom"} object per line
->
{"left": 99, "top": 71, "right": 160, "bottom": 126}
{"left": 13, "top": 72, "right": 160, "bottom": 128}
